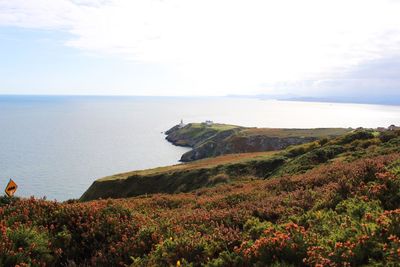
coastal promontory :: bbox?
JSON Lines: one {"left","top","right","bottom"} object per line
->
{"left": 165, "top": 122, "right": 350, "bottom": 161}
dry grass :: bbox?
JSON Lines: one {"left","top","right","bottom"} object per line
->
{"left": 99, "top": 151, "right": 277, "bottom": 181}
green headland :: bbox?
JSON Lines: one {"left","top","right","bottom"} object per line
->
{"left": 165, "top": 122, "right": 350, "bottom": 161}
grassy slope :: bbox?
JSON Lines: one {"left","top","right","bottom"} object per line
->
{"left": 239, "top": 127, "right": 351, "bottom": 138}
{"left": 189, "top": 123, "right": 240, "bottom": 132}
{"left": 80, "top": 151, "right": 285, "bottom": 201}
{"left": 81, "top": 129, "right": 399, "bottom": 201}
{"left": 2, "top": 132, "right": 400, "bottom": 266}
{"left": 99, "top": 151, "right": 277, "bottom": 181}
{"left": 172, "top": 123, "right": 349, "bottom": 140}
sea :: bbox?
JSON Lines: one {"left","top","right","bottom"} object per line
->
{"left": 1, "top": 95, "right": 400, "bottom": 201}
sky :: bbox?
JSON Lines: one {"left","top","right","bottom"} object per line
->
{"left": 0, "top": 0, "right": 400, "bottom": 97}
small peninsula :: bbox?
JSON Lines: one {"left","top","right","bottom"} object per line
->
{"left": 165, "top": 122, "right": 350, "bottom": 161}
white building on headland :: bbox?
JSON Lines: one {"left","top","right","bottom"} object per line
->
{"left": 178, "top": 119, "right": 186, "bottom": 128}
{"left": 204, "top": 120, "right": 213, "bottom": 126}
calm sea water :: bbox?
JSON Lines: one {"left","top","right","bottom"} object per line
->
{"left": 1, "top": 95, "right": 400, "bottom": 201}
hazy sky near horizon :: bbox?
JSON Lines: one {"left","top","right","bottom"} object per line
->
{"left": 1, "top": 0, "right": 400, "bottom": 96}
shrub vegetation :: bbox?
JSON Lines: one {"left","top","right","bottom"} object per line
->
{"left": 2, "top": 130, "right": 400, "bottom": 266}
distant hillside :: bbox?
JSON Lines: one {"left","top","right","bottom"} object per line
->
{"left": 282, "top": 96, "right": 400, "bottom": 106}
{"left": 81, "top": 128, "right": 400, "bottom": 201}
{"left": 165, "top": 122, "right": 350, "bottom": 161}
{"left": 227, "top": 94, "right": 400, "bottom": 105}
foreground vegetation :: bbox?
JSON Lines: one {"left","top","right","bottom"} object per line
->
{"left": 2, "top": 129, "right": 400, "bottom": 266}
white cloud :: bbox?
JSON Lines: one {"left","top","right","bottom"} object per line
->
{"left": 1, "top": 0, "right": 400, "bottom": 95}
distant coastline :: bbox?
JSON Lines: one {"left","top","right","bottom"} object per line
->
{"left": 226, "top": 94, "right": 400, "bottom": 106}
{"left": 282, "top": 96, "right": 400, "bottom": 106}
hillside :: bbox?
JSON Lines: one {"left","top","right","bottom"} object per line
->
{"left": 80, "top": 151, "right": 283, "bottom": 201}
{"left": 81, "top": 128, "right": 399, "bottom": 201}
{"left": 165, "top": 123, "right": 350, "bottom": 161}
{"left": 2, "top": 129, "right": 400, "bottom": 266}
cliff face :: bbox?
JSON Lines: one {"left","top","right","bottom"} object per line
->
{"left": 180, "top": 134, "right": 318, "bottom": 161}
{"left": 165, "top": 123, "right": 346, "bottom": 162}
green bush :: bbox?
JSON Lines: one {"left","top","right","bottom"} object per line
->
{"left": 243, "top": 217, "right": 273, "bottom": 240}
{"left": 380, "top": 130, "right": 400, "bottom": 143}
{"left": 337, "top": 130, "right": 375, "bottom": 145}
{"left": 2, "top": 226, "right": 53, "bottom": 266}
{"left": 277, "top": 145, "right": 344, "bottom": 175}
